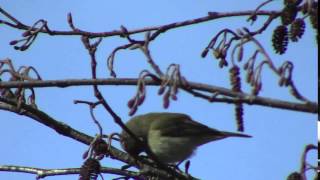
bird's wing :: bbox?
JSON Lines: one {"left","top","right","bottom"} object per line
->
{"left": 150, "top": 114, "right": 222, "bottom": 137}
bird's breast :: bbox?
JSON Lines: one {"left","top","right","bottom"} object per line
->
{"left": 148, "top": 130, "right": 197, "bottom": 164}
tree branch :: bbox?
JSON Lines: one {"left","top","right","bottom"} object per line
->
{"left": 0, "top": 6, "right": 280, "bottom": 38}
{"left": 0, "top": 165, "right": 139, "bottom": 179}
{"left": 0, "top": 78, "right": 317, "bottom": 114}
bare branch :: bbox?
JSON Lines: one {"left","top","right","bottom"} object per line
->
{"left": 1, "top": 78, "right": 317, "bottom": 114}
{"left": 0, "top": 165, "right": 139, "bottom": 179}
{"left": 0, "top": 6, "right": 281, "bottom": 38}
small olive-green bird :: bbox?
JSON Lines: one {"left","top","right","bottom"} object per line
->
{"left": 121, "top": 112, "right": 251, "bottom": 164}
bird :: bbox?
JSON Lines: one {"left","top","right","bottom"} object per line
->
{"left": 120, "top": 112, "right": 251, "bottom": 164}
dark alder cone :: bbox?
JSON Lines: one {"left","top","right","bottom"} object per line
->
{"left": 287, "top": 172, "right": 303, "bottom": 180}
{"left": 229, "top": 66, "right": 241, "bottom": 92}
{"left": 79, "top": 158, "right": 101, "bottom": 180}
{"left": 272, "top": 25, "right": 289, "bottom": 54}
{"left": 281, "top": 5, "right": 298, "bottom": 25}
{"left": 235, "top": 103, "right": 244, "bottom": 131}
{"left": 229, "top": 66, "right": 244, "bottom": 132}
{"left": 290, "top": 18, "right": 305, "bottom": 42}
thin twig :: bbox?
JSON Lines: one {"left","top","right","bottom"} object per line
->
{"left": 299, "top": 144, "right": 318, "bottom": 180}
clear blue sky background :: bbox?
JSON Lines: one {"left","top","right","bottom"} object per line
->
{"left": 0, "top": 1, "right": 318, "bottom": 180}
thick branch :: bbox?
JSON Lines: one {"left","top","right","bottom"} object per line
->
{"left": 0, "top": 78, "right": 317, "bottom": 113}
{"left": 0, "top": 165, "right": 139, "bottom": 179}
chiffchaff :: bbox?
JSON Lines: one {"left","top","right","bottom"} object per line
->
{"left": 121, "top": 112, "right": 251, "bottom": 164}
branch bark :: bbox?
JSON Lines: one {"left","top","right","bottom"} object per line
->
{"left": 0, "top": 6, "right": 280, "bottom": 38}
{"left": 0, "top": 78, "right": 317, "bottom": 114}
{"left": 0, "top": 165, "right": 139, "bottom": 179}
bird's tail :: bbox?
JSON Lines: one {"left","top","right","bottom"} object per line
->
{"left": 221, "top": 131, "right": 252, "bottom": 138}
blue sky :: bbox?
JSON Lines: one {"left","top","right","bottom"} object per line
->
{"left": 0, "top": 1, "right": 318, "bottom": 179}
